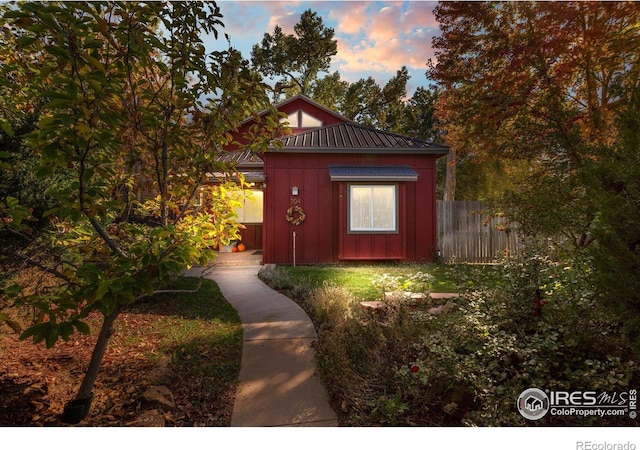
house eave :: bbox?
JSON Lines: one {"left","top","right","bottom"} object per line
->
{"left": 268, "top": 147, "right": 449, "bottom": 156}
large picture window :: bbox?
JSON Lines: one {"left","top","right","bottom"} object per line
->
{"left": 349, "top": 185, "right": 397, "bottom": 232}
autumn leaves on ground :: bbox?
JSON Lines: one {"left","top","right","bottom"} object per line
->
{"left": 0, "top": 277, "right": 242, "bottom": 426}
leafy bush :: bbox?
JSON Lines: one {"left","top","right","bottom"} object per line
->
{"left": 264, "top": 238, "right": 638, "bottom": 426}
{"left": 407, "top": 239, "right": 638, "bottom": 426}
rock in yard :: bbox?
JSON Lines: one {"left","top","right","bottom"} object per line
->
{"left": 142, "top": 385, "right": 175, "bottom": 411}
{"left": 427, "top": 301, "right": 457, "bottom": 315}
{"left": 131, "top": 409, "right": 165, "bottom": 427}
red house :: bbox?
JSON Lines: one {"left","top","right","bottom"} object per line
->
{"left": 221, "top": 94, "right": 449, "bottom": 265}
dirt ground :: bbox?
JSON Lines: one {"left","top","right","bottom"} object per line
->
{"left": 0, "top": 311, "right": 235, "bottom": 427}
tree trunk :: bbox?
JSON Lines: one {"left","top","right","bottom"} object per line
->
{"left": 62, "top": 308, "right": 120, "bottom": 423}
{"left": 443, "top": 148, "right": 457, "bottom": 201}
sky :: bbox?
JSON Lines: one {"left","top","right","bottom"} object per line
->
{"left": 206, "top": 1, "right": 440, "bottom": 96}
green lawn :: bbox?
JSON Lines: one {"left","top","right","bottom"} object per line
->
{"left": 279, "top": 263, "right": 502, "bottom": 301}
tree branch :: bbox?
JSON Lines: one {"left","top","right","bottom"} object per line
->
{"left": 13, "top": 252, "right": 73, "bottom": 283}
{"left": 135, "top": 266, "right": 215, "bottom": 301}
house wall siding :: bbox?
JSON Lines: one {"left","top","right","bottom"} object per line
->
{"left": 263, "top": 152, "right": 438, "bottom": 265}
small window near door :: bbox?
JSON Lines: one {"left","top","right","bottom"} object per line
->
{"left": 233, "top": 190, "right": 263, "bottom": 223}
{"left": 349, "top": 185, "right": 397, "bottom": 232}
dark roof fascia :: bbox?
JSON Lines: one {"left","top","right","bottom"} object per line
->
{"left": 268, "top": 147, "right": 449, "bottom": 156}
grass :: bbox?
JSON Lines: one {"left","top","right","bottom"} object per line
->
{"left": 278, "top": 263, "right": 502, "bottom": 300}
{"left": 260, "top": 261, "right": 639, "bottom": 426}
{"left": 123, "top": 277, "right": 243, "bottom": 422}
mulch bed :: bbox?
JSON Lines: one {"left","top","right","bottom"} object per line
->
{"left": 0, "top": 311, "right": 235, "bottom": 426}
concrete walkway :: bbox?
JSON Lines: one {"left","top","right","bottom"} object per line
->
{"left": 186, "top": 264, "right": 338, "bottom": 427}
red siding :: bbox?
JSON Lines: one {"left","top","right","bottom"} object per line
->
{"left": 263, "top": 152, "right": 439, "bottom": 265}
{"left": 238, "top": 224, "right": 262, "bottom": 250}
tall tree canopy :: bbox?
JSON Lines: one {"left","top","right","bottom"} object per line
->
{"left": 340, "top": 66, "right": 419, "bottom": 135}
{"left": 251, "top": 9, "right": 337, "bottom": 99}
{"left": 429, "top": 0, "right": 640, "bottom": 221}
{"left": 0, "top": 0, "right": 277, "bottom": 422}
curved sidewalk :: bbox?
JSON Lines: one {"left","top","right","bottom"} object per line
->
{"left": 188, "top": 264, "right": 338, "bottom": 427}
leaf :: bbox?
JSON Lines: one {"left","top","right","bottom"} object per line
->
{"left": 20, "top": 322, "right": 49, "bottom": 342}
{"left": 0, "top": 120, "right": 13, "bottom": 137}
{"left": 5, "top": 320, "right": 22, "bottom": 334}
{"left": 4, "top": 284, "right": 23, "bottom": 296}
{"left": 46, "top": 325, "right": 58, "bottom": 348}
{"left": 84, "top": 54, "right": 106, "bottom": 73}
{"left": 73, "top": 320, "right": 91, "bottom": 335}
{"left": 95, "top": 279, "right": 110, "bottom": 301}
{"left": 59, "top": 322, "right": 74, "bottom": 341}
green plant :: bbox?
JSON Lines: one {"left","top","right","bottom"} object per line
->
{"left": 371, "top": 271, "right": 435, "bottom": 297}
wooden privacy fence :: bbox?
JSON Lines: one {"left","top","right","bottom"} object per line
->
{"left": 437, "top": 201, "right": 521, "bottom": 263}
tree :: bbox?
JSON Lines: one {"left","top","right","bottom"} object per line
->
{"left": 341, "top": 76, "right": 382, "bottom": 126}
{"left": 403, "top": 86, "right": 440, "bottom": 141}
{"left": 340, "top": 67, "right": 413, "bottom": 133}
{"left": 309, "top": 71, "right": 348, "bottom": 112}
{"left": 251, "top": 9, "right": 337, "bottom": 99}
{"left": 429, "top": 1, "right": 640, "bottom": 234}
{"left": 585, "top": 87, "right": 640, "bottom": 347}
{"left": 428, "top": 1, "right": 640, "bottom": 344}
{"left": 0, "top": 1, "right": 277, "bottom": 423}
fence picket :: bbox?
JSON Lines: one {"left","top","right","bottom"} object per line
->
{"left": 437, "top": 201, "right": 520, "bottom": 263}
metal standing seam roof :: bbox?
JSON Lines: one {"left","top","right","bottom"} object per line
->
{"left": 217, "top": 148, "right": 263, "bottom": 167}
{"left": 273, "top": 122, "right": 449, "bottom": 154}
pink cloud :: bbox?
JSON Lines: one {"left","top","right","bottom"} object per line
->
{"left": 402, "top": 2, "right": 440, "bottom": 30}
{"left": 329, "top": 3, "right": 369, "bottom": 35}
{"left": 332, "top": 1, "right": 439, "bottom": 79}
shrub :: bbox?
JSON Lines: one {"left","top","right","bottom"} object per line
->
{"left": 263, "top": 245, "right": 638, "bottom": 426}
{"left": 407, "top": 238, "right": 638, "bottom": 426}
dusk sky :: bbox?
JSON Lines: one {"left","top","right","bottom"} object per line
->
{"left": 208, "top": 1, "right": 440, "bottom": 96}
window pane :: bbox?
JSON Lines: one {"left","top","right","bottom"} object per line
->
{"left": 350, "top": 186, "right": 371, "bottom": 230}
{"left": 350, "top": 185, "right": 396, "bottom": 232}
{"left": 373, "top": 186, "right": 395, "bottom": 229}
{"left": 232, "top": 190, "right": 263, "bottom": 223}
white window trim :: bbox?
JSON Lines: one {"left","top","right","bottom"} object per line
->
{"left": 348, "top": 184, "right": 398, "bottom": 233}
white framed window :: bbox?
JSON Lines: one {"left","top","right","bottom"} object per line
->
{"left": 349, "top": 185, "right": 397, "bottom": 232}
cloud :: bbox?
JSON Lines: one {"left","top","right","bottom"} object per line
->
{"left": 331, "top": 1, "right": 439, "bottom": 77}
{"left": 329, "top": 2, "right": 370, "bottom": 35}
{"left": 213, "top": 1, "right": 441, "bottom": 93}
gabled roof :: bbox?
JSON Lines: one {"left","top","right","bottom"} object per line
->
{"left": 239, "top": 94, "right": 352, "bottom": 127}
{"left": 272, "top": 122, "right": 449, "bottom": 155}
